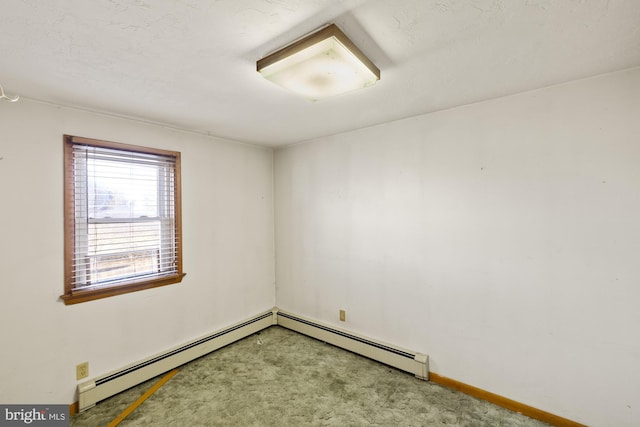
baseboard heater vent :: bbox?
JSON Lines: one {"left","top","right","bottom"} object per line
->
{"left": 276, "top": 310, "right": 429, "bottom": 380}
{"left": 77, "top": 310, "right": 275, "bottom": 412}
{"left": 78, "top": 308, "right": 428, "bottom": 412}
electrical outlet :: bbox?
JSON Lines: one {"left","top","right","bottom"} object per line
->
{"left": 339, "top": 310, "right": 346, "bottom": 322}
{"left": 76, "top": 362, "right": 89, "bottom": 380}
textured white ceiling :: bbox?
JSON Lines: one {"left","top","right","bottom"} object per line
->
{"left": 1, "top": 0, "right": 639, "bottom": 146}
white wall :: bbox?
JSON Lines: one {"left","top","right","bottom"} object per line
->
{"left": 274, "top": 67, "right": 640, "bottom": 427}
{"left": 2, "top": 68, "right": 638, "bottom": 425}
{"left": 0, "top": 100, "right": 275, "bottom": 404}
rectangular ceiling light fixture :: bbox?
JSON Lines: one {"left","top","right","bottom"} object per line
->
{"left": 257, "top": 24, "right": 380, "bottom": 101}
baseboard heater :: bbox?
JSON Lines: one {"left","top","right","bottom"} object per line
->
{"left": 78, "top": 308, "right": 428, "bottom": 412}
{"left": 77, "top": 310, "right": 275, "bottom": 412}
{"left": 276, "top": 310, "right": 429, "bottom": 381}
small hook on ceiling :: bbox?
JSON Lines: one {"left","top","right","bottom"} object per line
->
{"left": 0, "top": 84, "right": 19, "bottom": 102}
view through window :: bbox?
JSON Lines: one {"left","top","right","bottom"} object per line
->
{"left": 63, "top": 135, "right": 185, "bottom": 304}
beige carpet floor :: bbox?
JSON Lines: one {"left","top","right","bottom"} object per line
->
{"left": 71, "top": 326, "right": 549, "bottom": 426}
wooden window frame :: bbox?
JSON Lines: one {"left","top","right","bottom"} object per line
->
{"left": 62, "top": 135, "right": 185, "bottom": 305}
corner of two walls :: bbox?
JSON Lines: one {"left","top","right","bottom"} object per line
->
{"left": 2, "top": 67, "right": 639, "bottom": 426}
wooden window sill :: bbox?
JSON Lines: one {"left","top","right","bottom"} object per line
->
{"left": 60, "top": 273, "right": 186, "bottom": 305}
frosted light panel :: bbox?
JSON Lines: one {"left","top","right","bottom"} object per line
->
{"left": 259, "top": 36, "right": 379, "bottom": 101}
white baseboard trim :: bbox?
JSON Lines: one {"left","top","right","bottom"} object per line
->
{"left": 275, "top": 309, "right": 429, "bottom": 380}
{"left": 78, "top": 310, "right": 273, "bottom": 412}
{"left": 77, "top": 308, "right": 429, "bottom": 412}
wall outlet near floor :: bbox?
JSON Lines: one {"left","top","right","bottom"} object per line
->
{"left": 76, "top": 362, "right": 89, "bottom": 380}
{"left": 339, "top": 309, "right": 346, "bottom": 322}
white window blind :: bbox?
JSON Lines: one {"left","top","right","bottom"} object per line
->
{"left": 69, "top": 142, "right": 179, "bottom": 291}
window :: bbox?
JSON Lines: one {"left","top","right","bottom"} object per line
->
{"left": 62, "top": 135, "right": 185, "bottom": 304}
